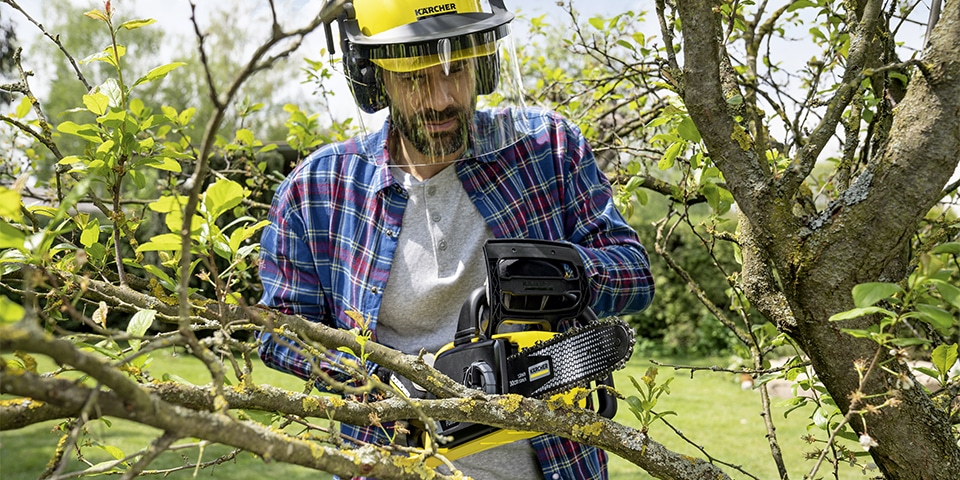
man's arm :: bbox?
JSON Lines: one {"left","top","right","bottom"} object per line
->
{"left": 557, "top": 113, "right": 655, "bottom": 318}
{"left": 257, "top": 186, "right": 369, "bottom": 390}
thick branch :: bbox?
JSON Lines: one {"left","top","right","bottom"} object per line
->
{"left": 779, "top": 0, "right": 884, "bottom": 197}
{"left": 1, "top": 360, "right": 733, "bottom": 480}
{"left": 675, "top": 0, "right": 775, "bottom": 223}
{"left": 0, "top": 367, "right": 457, "bottom": 480}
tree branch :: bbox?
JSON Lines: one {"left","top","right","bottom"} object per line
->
{"left": 674, "top": 0, "right": 776, "bottom": 223}
{"left": 1, "top": 349, "right": 734, "bottom": 480}
{"left": 1, "top": 0, "right": 91, "bottom": 91}
{"left": 778, "top": 0, "right": 883, "bottom": 198}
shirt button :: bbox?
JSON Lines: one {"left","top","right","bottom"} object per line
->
{"left": 427, "top": 185, "right": 437, "bottom": 196}
{"left": 370, "top": 286, "right": 380, "bottom": 294}
{"left": 551, "top": 475, "right": 560, "bottom": 480}
{"left": 431, "top": 213, "right": 441, "bottom": 222}
{"left": 438, "top": 239, "right": 447, "bottom": 251}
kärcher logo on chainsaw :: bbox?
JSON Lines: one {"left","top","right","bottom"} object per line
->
{"left": 528, "top": 359, "right": 551, "bottom": 381}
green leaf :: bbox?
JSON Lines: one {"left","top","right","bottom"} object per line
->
{"left": 625, "top": 396, "right": 644, "bottom": 414}
{"left": 235, "top": 128, "right": 256, "bottom": 146}
{"left": 142, "top": 157, "right": 182, "bottom": 173}
{"left": 787, "top": 0, "right": 818, "bottom": 12}
{"left": 132, "top": 62, "right": 187, "bottom": 88}
{"left": 80, "top": 218, "right": 101, "bottom": 248}
{"left": 130, "top": 169, "right": 146, "bottom": 189}
{"left": 84, "top": 9, "right": 109, "bottom": 22}
{"left": 119, "top": 18, "right": 157, "bottom": 30}
{"left": 931, "top": 242, "right": 960, "bottom": 255}
{"left": 0, "top": 188, "right": 23, "bottom": 222}
{"left": 828, "top": 306, "right": 892, "bottom": 322}
{"left": 914, "top": 366, "right": 941, "bottom": 380}
{"left": 14, "top": 96, "right": 32, "bottom": 119}
{"left": 659, "top": 142, "right": 683, "bottom": 170}
{"left": 677, "top": 116, "right": 701, "bottom": 142}
{"left": 161, "top": 373, "right": 195, "bottom": 385}
{"left": 229, "top": 220, "right": 270, "bottom": 253}
{"left": 136, "top": 233, "right": 182, "bottom": 252}
{"left": 726, "top": 95, "right": 743, "bottom": 106}
{"left": 258, "top": 143, "right": 279, "bottom": 154}
{"left": 0, "top": 295, "right": 26, "bottom": 323}
{"left": 83, "top": 92, "right": 110, "bottom": 116}
{"left": 931, "top": 344, "right": 958, "bottom": 378}
{"left": 933, "top": 280, "right": 960, "bottom": 310}
{"left": 889, "top": 337, "right": 930, "bottom": 347}
{"left": 588, "top": 17, "right": 605, "bottom": 30}
{"left": 148, "top": 195, "right": 188, "bottom": 214}
{"left": 0, "top": 219, "right": 26, "bottom": 250}
{"left": 204, "top": 179, "right": 244, "bottom": 222}
{"left": 239, "top": 409, "right": 277, "bottom": 425}
{"left": 143, "top": 264, "right": 175, "bottom": 291}
{"left": 97, "top": 78, "right": 124, "bottom": 108}
{"left": 178, "top": 107, "right": 197, "bottom": 126}
{"left": 98, "top": 444, "right": 126, "bottom": 461}
{"left": 57, "top": 121, "right": 102, "bottom": 143}
{"left": 126, "top": 309, "right": 156, "bottom": 352}
{"left": 851, "top": 282, "right": 902, "bottom": 308}
{"left": 915, "top": 304, "right": 955, "bottom": 332}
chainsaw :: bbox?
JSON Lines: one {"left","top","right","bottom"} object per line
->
{"left": 386, "top": 239, "right": 635, "bottom": 463}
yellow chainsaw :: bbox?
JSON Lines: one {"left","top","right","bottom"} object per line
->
{"left": 385, "top": 239, "right": 635, "bottom": 464}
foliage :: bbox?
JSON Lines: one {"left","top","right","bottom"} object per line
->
{"left": 2, "top": 1, "right": 960, "bottom": 480}
{"left": 0, "top": 6, "right": 16, "bottom": 105}
{"left": 624, "top": 367, "right": 676, "bottom": 434}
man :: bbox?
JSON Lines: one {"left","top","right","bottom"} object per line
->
{"left": 257, "top": 1, "right": 655, "bottom": 478}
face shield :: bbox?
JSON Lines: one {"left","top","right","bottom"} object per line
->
{"left": 320, "top": 0, "right": 530, "bottom": 165}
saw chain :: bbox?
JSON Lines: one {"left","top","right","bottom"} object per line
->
{"left": 503, "top": 317, "right": 635, "bottom": 399}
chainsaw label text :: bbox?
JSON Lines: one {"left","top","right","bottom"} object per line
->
{"left": 528, "top": 360, "right": 551, "bottom": 381}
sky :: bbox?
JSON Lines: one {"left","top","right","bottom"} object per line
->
{"left": 3, "top": 1, "right": 951, "bottom": 183}
{"left": 2, "top": 0, "right": 655, "bottom": 107}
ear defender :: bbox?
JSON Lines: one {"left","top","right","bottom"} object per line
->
{"left": 343, "top": 41, "right": 388, "bottom": 114}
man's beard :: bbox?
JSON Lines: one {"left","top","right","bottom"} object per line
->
{"left": 390, "top": 103, "right": 474, "bottom": 161}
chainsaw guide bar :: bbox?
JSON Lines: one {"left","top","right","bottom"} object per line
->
{"left": 504, "top": 318, "right": 635, "bottom": 399}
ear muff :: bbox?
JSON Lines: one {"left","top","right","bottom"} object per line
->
{"left": 343, "top": 40, "right": 388, "bottom": 114}
{"left": 475, "top": 53, "right": 500, "bottom": 96}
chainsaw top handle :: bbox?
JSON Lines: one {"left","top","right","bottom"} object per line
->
{"left": 453, "top": 239, "right": 591, "bottom": 346}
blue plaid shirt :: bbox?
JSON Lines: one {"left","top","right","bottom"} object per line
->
{"left": 258, "top": 107, "right": 654, "bottom": 479}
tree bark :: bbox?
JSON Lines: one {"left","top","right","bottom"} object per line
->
{"left": 677, "top": 0, "right": 960, "bottom": 478}
{"left": 0, "top": 317, "right": 733, "bottom": 480}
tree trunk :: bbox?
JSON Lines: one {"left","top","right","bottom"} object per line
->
{"left": 677, "top": 0, "right": 960, "bottom": 478}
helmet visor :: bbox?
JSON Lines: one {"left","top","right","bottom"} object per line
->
{"left": 349, "top": 27, "right": 529, "bottom": 165}
{"left": 369, "top": 29, "right": 500, "bottom": 73}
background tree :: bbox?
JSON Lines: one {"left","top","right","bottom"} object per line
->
{"left": 0, "top": 5, "right": 17, "bottom": 105}
{"left": 2, "top": 1, "right": 958, "bottom": 480}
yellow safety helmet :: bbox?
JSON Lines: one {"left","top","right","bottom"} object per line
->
{"left": 319, "top": 0, "right": 514, "bottom": 112}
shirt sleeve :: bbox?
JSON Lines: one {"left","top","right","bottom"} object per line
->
{"left": 555, "top": 114, "right": 656, "bottom": 318}
{"left": 256, "top": 177, "right": 366, "bottom": 390}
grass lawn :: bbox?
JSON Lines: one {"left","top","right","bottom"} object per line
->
{"left": 607, "top": 356, "right": 871, "bottom": 480}
{"left": 2, "top": 350, "right": 869, "bottom": 479}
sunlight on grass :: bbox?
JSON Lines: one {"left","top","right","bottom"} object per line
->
{"left": 608, "top": 356, "right": 870, "bottom": 480}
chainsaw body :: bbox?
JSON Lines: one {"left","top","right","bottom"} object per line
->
{"left": 408, "top": 239, "right": 631, "bottom": 463}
